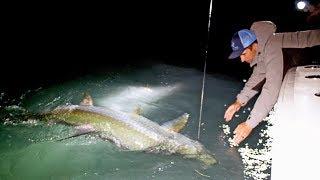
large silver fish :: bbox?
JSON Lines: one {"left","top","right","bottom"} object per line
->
{"left": 42, "top": 94, "right": 217, "bottom": 166}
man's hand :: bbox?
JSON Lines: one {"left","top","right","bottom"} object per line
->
{"left": 233, "top": 122, "right": 253, "bottom": 145}
{"left": 224, "top": 101, "right": 242, "bottom": 122}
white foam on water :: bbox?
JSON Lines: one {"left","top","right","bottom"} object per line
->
{"left": 221, "top": 107, "right": 276, "bottom": 180}
{"left": 97, "top": 84, "right": 181, "bottom": 113}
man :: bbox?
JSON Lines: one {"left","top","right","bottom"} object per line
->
{"left": 224, "top": 21, "right": 320, "bottom": 145}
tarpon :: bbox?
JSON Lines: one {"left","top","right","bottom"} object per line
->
{"left": 41, "top": 93, "right": 217, "bottom": 166}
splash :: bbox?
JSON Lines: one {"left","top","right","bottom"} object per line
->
{"left": 97, "top": 84, "right": 181, "bottom": 113}
{"left": 221, "top": 106, "right": 277, "bottom": 180}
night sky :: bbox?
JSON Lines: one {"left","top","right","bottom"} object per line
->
{"left": 2, "top": 0, "right": 319, "bottom": 95}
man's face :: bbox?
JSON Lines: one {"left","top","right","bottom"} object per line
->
{"left": 240, "top": 43, "right": 257, "bottom": 64}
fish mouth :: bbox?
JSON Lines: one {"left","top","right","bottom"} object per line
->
{"left": 183, "top": 152, "right": 217, "bottom": 166}
{"left": 198, "top": 153, "right": 217, "bottom": 166}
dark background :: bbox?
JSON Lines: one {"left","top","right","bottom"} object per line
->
{"left": 2, "top": 0, "right": 319, "bottom": 97}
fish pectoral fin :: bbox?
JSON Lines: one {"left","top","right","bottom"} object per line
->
{"left": 161, "top": 113, "right": 189, "bottom": 133}
{"left": 57, "top": 124, "right": 96, "bottom": 141}
{"left": 98, "top": 132, "right": 129, "bottom": 150}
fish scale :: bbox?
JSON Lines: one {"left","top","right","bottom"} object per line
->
{"left": 43, "top": 104, "right": 217, "bottom": 165}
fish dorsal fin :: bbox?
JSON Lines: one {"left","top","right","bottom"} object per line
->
{"left": 161, "top": 113, "right": 189, "bottom": 133}
{"left": 132, "top": 105, "right": 143, "bottom": 115}
{"left": 80, "top": 92, "right": 93, "bottom": 106}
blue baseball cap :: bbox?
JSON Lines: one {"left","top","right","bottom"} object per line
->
{"left": 228, "top": 29, "right": 257, "bottom": 59}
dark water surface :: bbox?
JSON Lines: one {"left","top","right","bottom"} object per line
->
{"left": 0, "top": 63, "right": 271, "bottom": 180}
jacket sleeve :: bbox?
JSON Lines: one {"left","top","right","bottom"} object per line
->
{"left": 276, "top": 29, "right": 320, "bottom": 48}
{"left": 246, "top": 46, "right": 283, "bottom": 128}
{"left": 236, "top": 65, "right": 265, "bottom": 106}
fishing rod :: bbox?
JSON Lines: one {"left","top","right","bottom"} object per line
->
{"left": 197, "top": 0, "right": 213, "bottom": 140}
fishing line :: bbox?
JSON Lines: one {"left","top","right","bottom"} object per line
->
{"left": 197, "top": 0, "right": 213, "bottom": 140}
